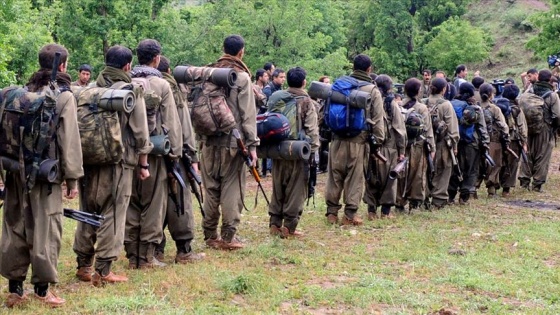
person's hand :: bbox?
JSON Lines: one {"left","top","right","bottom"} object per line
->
{"left": 65, "top": 187, "right": 78, "bottom": 199}
{"left": 138, "top": 168, "right": 150, "bottom": 180}
{"left": 430, "top": 151, "right": 436, "bottom": 161}
{"left": 250, "top": 150, "right": 258, "bottom": 167}
{"left": 454, "top": 149, "right": 458, "bottom": 156}
{"left": 523, "top": 144, "right": 528, "bottom": 153}
{"left": 398, "top": 154, "right": 405, "bottom": 162}
{"left": 521, "top": 72, "right": 527, "bottom": 78}
{"left": 474, "top": 70, "right": 480, "bottom": 77}
{"left": 192, "top": 162, "right": 200, "bottom": 175}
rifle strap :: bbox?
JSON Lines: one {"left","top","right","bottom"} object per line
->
{"left": 238, "top": 165, "right": 250, "bottom": 212}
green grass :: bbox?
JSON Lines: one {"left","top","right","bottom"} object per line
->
{"left": 3, "top": 150, "right": 560, "bottom": 314}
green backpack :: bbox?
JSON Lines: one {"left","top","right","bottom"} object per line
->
{"left": 519, "top": 91, "right": 553, "bottom": 135}
{"left": 72, "top": 83, "right": 136, "bottom": 165}
{"left": 267, "top": 90, "right": 307, "bottom": 140}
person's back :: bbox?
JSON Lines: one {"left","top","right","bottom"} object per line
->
{"left": 267, "top": 67, "right": 319, "bottom": 238}
{"left": 73, "top": 44, "right": 152, "bottom": 286}
{"left": 0, "top": 43, "right": 83, "bottom": 308}
{"left": 519, "top": 69, "right": 560, "bottom": 191}
{"left": 125, "top": 39, "right": 183, "bottom": 269}
{"left": 199, "top": 35, "right": 258, "bottom": 250}
{"left": 324, "top": 54, "right": 384, "bottom": 226}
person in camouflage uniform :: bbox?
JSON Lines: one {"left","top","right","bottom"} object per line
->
{"left": 363, "top": 74, "right": 406, "bottom": 219}
{"left": 498, "top": 84, "right": 528, "bottom": 197}
{"left": 73, "top": 45, "right": 153, "bottom": 286}
{"left": 478, "top": 83, "right": 510, "bottom": 197}
{"left": 125, "top": 39, "right": 183, "bottom": 268}
{"left": 1, "top": 43, "right": 83, "bottom": 308}
{"left": 395, "top": 78, "right": 435, "bottom": 212}
{"left": 449, "top": 83, "right": 490, "bottom": 205}
{"left": 425, "top": 78, "right": 459, "bottom": 208}
{"left": 518, "top": 70, "right": 560, "bottom": 192}
{"left": 267, "top": 67, "right": 319, "bottom": 237}
{"left": 154, "top": 56, "right": 205, "bottom": 263}
{"left": 200, "top": 35, "right": 258, "bottom": 250}
{"left": 325, "top": 54, "right": 385, "bottom": 225}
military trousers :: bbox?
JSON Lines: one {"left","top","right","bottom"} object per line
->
{"left": 73, "top": 164, "right": 132, "bottom": 271}
{"left": 396, "top": 142, "right": 427, "bottom": 207}
{"left": 268, "top": 159, "right": 307, "bottom": 232}
{"left": 519, "top": 128, "right": 554, "bottom": 187}
{"left": 157, "top": 161, "right": 196, "bottom": 255}
{"left": 363, "top": 146, "right": 399, "bottom": 209}
{"left": 484, "top": 141, "right": 503, "bottom": 189}
{"left": 500, "top": 141, "right": 522, "bottom": 189}
{"left": 124, "top": 155, "right": 168, "bottom": 261}
{"left": 200, "top": 144, "right": 245, "bottom": 243}
{"left": 449, "top": 143, "right": 480, "bottom": 200}
{"left": 430, "top": 140, "right": 453, "bottom": 206}
{"left": 325, "top": 139, "right": 368, "bottom": 219}
{"left": 0, "top": 173, "right": 63, "bottom": 284}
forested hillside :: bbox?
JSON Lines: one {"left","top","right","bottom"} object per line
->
{"left": 0, "top": 0, "right": 554, "bottom": 86}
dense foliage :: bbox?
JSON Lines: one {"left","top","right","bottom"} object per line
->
{"left": 0, "top": 0, "right": 543, "bottom": 87}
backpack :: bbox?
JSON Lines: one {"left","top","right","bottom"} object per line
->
{"left": 519, "top": 91, "right": 553, "bottom": 135}
{"left": 132, "top": 77, "right": 162, "bottom": 135}
{"left": 186, "top": 68, "right": 236, "bottom": 136}
{"left": 325, "top": 76, "right": 371, "bottom": 138}
{"left": 267, "top": 90, "right": 307, "bottom": 140}
{"left": 256, "top": 112, "right": 290, "bottom": 144}
{"left": 427, "top": 98, "right": 448, "bottom": 140}
{"left": 0, "top": 86, "right": 61, "bottom": 189}
{"left": 72, "top": 83, "right": 135, "bottom": 165}
{"left": 482, "top": 106, "right": 493, "bottom": 134}
{"left": 402, "top": 108, "right": 425, "bottom": 142}
{"left": 451, "top": 100, "right": 476, "bottom": 143}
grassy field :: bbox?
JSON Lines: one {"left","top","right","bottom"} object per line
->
{"left": 2, "top": 147, "right": 560, "bottom": 314}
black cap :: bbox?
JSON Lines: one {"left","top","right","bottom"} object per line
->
{"left": 504, "top": 77, "right": 515, "bottom": 85}
{"left": 78, "top": 64, "right": 93, "bottom": 73}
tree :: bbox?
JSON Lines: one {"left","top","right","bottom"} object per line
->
{"left": 422, "top": 17, "right": 491, "bottom": 75}
{"left": 526, "top": 0, "right": 560, "bottom": 58}
{"left": 0, "top": 0, "right": 54, "bottom": 86}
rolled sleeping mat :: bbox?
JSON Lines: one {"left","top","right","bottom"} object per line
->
{"left": 97, "top": 89, "right": 136, "bottom": 113}
{"left": 173, "top": 66, "right": 237, "bottom": 88}
{"left": 149, "top": 135, "right": 171, "bottom": 156}
{"left": 257, "top": 140, "right": 311, "bottom": 160}
{"left": 37, "top": 159, "right": 59, "bottom": 183}
{"left": 0, "top": 156, "right": 59, "bottom": 183}
{"left": 75, "top": 87, "right": 136, "bottom": 113}
{"left": 308, "top": 81, "right": 372, "bottom": 109}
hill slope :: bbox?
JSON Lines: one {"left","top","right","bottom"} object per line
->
{"left": 465, "top": 0, "right": 549, "bottom": 80}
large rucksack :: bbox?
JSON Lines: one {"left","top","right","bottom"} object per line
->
{"left": 267, "top": 90, "right": 307, "bottom": 140}
{"left": 178, "top": 67, "right": 237, "bottom": 136}
{"left": 72, "top": 83, "right": 136, "bottom": 165}
{"left": 0, "top": 86, "right": 61, "bottom": 189}
{"left": 427, "top": 98, "right": 448, "bottom": 140}
{"left": 451, "top": 100, "right": 477, "bottom": 143}
{"left": 325, "top": 76, "right": 371, "bottom": 138}
{"left": 519, "top": 91, "right": 553, "bottom": 135}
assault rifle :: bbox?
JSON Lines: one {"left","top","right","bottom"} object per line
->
{"left": 421, "top": 136, "right": 435, "bottom": 189}
{"left": 181, "top": 153, "right": 205, "bottom": 218}
{"left": 63, "top": 208, "right": 105, "bottom": 227}
{"left": 521, "top": 147, "right": 529, "bottom": 165}
{"left": 232, "top": 129, "right": 270, "bottom": 206}
{"left": 446, "top": 138, "right": 463, "bottom": 182}
{"left": 164, "top": 155, "right": 186, "bottom": 216}
{"left": 307, "top": 153, "right": 317, "bottom": 207}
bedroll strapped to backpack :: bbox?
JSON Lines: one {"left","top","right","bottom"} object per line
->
{"left": 519, "top": 91, "right": 553, "bottom": 136}
{"left": 72, "top": 84, "right": 136, "bottom": 165}
{"left": 402, "top": 108, "right": 425, "bottom": 142}
{"left": 0, "top": 86, "right": 61, "bottom": 189}
{"left": 173, "top": 66, "right": 237, "bottom": 136}
{"left": 324, "top": 76, "right": 372, "bottom": 138}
